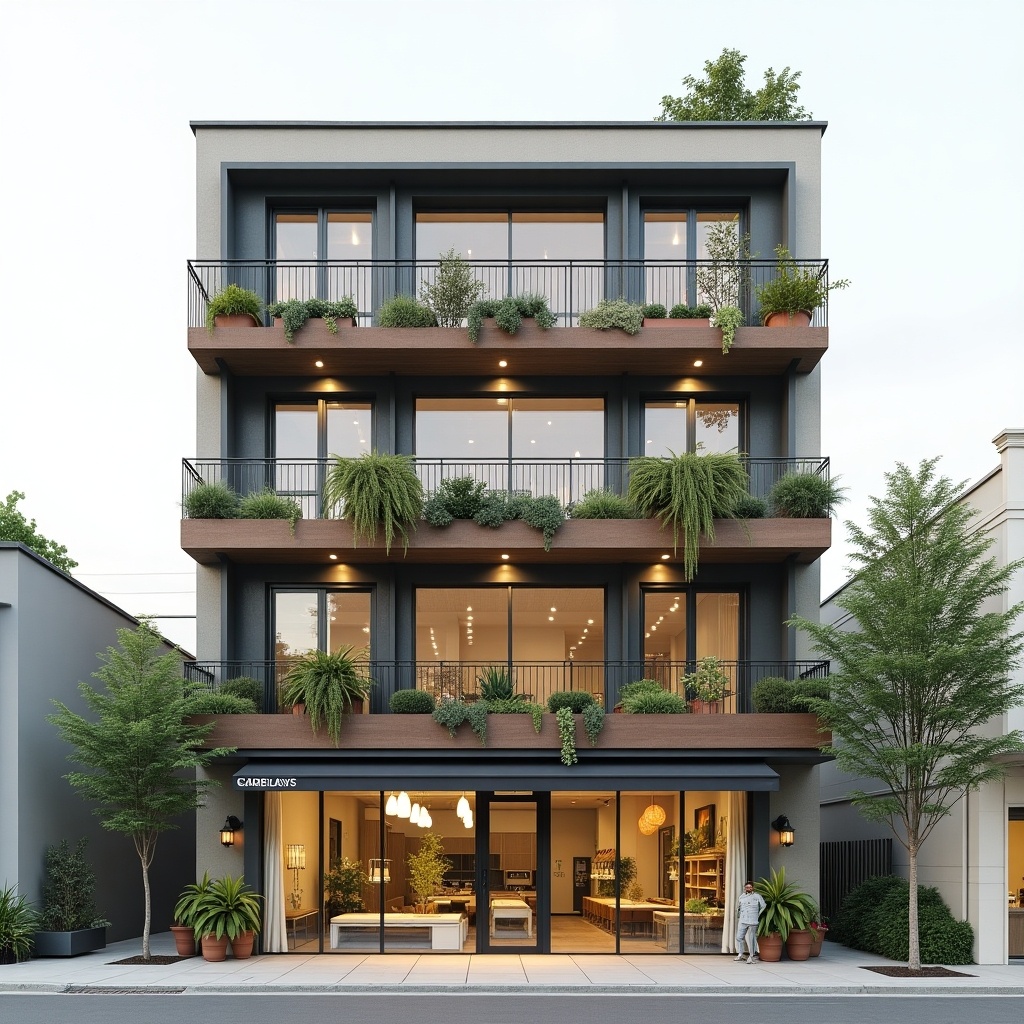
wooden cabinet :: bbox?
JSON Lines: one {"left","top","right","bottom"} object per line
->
{"left": 683, "top": 851, "right": 724, "bottom": 905}
{"left": 499, "top": 832, "right": 536, "bottom": 870}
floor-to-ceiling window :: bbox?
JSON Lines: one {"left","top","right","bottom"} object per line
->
{"left": 415, "top": 586, "right": 604, "bottom": 706}
{"left": 643, "top": 398, "right": 742, "bottom": 457}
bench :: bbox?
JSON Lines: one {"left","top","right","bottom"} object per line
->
{"left": 330, "top": 912, "right": 467, "bottom": 950}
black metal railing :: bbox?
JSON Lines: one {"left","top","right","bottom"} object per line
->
{"left": 181, "top": 455, "right": 830, "bottom": 520}
{"left": 188, "top": 258, "right": 833, "bottom": 330}
{"left": 184, "top": 658, "right": 828, "bottom": 716}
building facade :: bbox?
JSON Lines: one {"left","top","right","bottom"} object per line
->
{"left": 184, "top": 120, "right": 834, "bottom": 955}
{"left": 820, "top": 429, "right": 1024, "bottom": 963}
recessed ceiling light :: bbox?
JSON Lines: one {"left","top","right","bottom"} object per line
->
{"left": 315, "top": 359, "right": 324, "bottom": 368}
{"left": 498, "top": 359, "right": 508, "bottom": 368}
{"left": 587, "top": 619, "right": 593, "bottom": 624}
{"left": 329, "top": 554, "right": 338, "bottom": 560}
{"left": 548, "top": 616, "right": 554, "bottom": 621}
{"left": 661, "top": 554, "right": 670, "bottom": 560}
{"left": 501, "top": 553, "right": 509, "bottom": 560}
{"left": 693, "top": 359, "right": 703, "bottom": 367}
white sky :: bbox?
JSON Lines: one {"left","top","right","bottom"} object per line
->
{"left": 1, "top": 0, "right": 1021, "bottom": 653}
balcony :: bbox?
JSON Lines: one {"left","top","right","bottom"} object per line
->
{"left": 180, "top": 456, "right": 832, "bottom": 565}
{"left": 187, "top": 259, "right": 830, "bottom": 377}
{"left": 187, "top": 658, "right": 829, "bottom": 719}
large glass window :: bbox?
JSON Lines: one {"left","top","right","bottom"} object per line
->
{"left": 643, "top": 399, "right": 741, "bottom": 457}
{"left": 415, "top": 396, "right": 604, "bottom": 501}
{"left": 415, "top": 587, "right": 604, "bottom": 706}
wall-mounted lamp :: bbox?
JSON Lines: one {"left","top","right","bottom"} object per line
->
{"left": 772, "top": 814, "right": 795, "bottom": 847}
{"left": 369, "top": 858, "right": 391, "bottom": 884}
{"left": 220, "top": 815, "right": 242, "bottom": 846}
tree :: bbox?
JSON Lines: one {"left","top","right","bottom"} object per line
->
{"left": 656, "top": 48, "right": 810, "bottom": 122}
{"left": 0, "top": 490, "right": 77, "bottom": 573}
{"left": 48, "top": 625, "right": 234, "bottom": 961}
{"left": 790, "top": 459, "right": 1024, "bottom": 970}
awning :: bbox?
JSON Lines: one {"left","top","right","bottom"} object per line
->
{"left": 232, "top": 758, "right": 779, "bottom": 793}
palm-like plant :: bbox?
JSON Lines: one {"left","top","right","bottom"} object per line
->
{"left": 190, "top": 875, "right": 262, "bottom": 941}
{"left": 322, "top": 451, "right": 424, "bottom": 553}
{"left": 755, "top": 866, "right": 815, "bottom": 940}
{"left": 477, "top": 665, "right": 515, "bottom": 701}
{"left": 174, "top": 871, "right": 214, "bottom": 931}
{"left": 280, "top": 647, "right": 373, "bottom": 744}
{"left": 627, "top": 451, "right": 749, "bottom": 581}
{"left": 0, "top": 884, "right": 38, "bottom": 963}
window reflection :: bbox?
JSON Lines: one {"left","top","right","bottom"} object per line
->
{"left": 643, "top": 400, "right": 740, "bottom": 456}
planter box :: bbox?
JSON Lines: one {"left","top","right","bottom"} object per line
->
{"left": 643, "top": 318, "right": 711, "bottom": 329}
{"left": 33, "top": 926, "right": 107, "bottom": 957}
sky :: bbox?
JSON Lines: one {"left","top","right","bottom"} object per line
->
{"left": 1, "top": 0, "right": 1022, "bottom": 653}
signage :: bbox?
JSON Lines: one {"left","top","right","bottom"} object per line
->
{"left": 235, "top": 777, "right": 298, "bottom": 789}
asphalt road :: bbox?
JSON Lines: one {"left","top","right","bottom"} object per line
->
{"left": 1, "top": 994, "right": 1022, "bottom": 1024}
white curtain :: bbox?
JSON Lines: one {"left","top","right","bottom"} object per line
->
{"left": 720, "top": 790, "right": 747, "bottom": 953}
{"left": 263, "top": 792, "right": 288, "bottom": 952}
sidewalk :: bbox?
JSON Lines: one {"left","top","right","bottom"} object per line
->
{"left": 1, "top": 933, "right": 1022, "bottom": 995}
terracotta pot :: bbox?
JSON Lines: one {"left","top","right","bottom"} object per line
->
{"left": 214, "top": 314, "right": 260, "bottom": 329}
{"left": 291, "top": 702, "right": 306, "bottom": 716}
{"left": 808, "top": 925, "right": 823, "bottom": 957}
{"left": 688, "top": 699, "right": 721, "bottom": 714}
{"left": 757, "top": 932, "right": 783, "bottom": 962}
{"left": 230, "top": 930, "right": 255, "bottom": 959}
{"left": 170, "top": 925, "right": 196, "bottom": 957}
{"left": 786, "top": 928, "right": 813, "bottom": 961}
{"left": 200, "top": 933, "right": 229, "bottom": 962}
{"left": 763, "top": 310, "right": 812, "bottom": 328}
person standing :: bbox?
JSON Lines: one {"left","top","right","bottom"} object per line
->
{"left": 734, "top": 879, "right": 765, "bottom": 963}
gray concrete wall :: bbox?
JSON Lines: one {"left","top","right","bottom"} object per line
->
{"left": 0, "top": 545, "right": 195, "bottom": 942}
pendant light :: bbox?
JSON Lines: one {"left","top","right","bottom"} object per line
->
{"left": 396, "top": 791, "right": 411, "bottom": 818}
{"left": 410, "top": 801, "right": 421, "bottom": 824}
{"left": 385, "top": 792, "right": 398, "bottom": 816}
{"left": 456, "top": 793, "right": 470, "bottom": 818}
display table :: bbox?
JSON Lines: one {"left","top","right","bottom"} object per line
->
{"left": 490, "top": 898, "right": 532, "bottom": 938}
{"left": 330, "top": 912, "right": 467, "bottom": 950}
{"left": 653, "top": 910, "right": 680, "bottom": 951}
{"left": 285, "top": 908, "right": 319, "bottom": 943}
{"left": 582, "top": 897, "right": 666, "bottom": 934}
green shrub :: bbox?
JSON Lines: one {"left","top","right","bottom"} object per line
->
{"left": 219, "top": 677, "right": 264, "bottom": 712}
{"left": 668, "top": 303, "right": 713, "bottom": 319}
{"left": 187, "top": 691, "right": 258, "bottom": 715}
{"left": 832, "top": 876, "right": 973, "bottom": 964}
{"left": 423, "top": 476, "right": 488, "bottom": 527}
{"left": 582, "top": 702, "right": 605, "bottom": 745}
{"left": 751, "top": 677, "right": 795, "bottom": 713}
{"left": 768, "top": 473, "right": 847, "bottom": 518}
{"left": 579, "top": 299, "right": 645, "bottom": 335}
{"left": 183, "top": 481, "right": 239, "bottom": 519}
{"left": 487, "top": 698, "right": 545, "bottom": 733}
{"left": 0, "top": 884, "right": 38, "bottom": 962}
{"left": 40, "top": 838, "right": 102, "bottom": 931}
{"left": 471, "top": 491, "right": 565, "bottom": 551}
{"left": 238, "top": 488, "right": 302, "bottom": 534}
{"left": 466, "top": 293, "right": 557, "bottom": 343}
{"left": 547, "top": 691, "right": 596, "bottom": 714}
{"left": 267, "top": 297, "right": 358, "bottom": 340}
{"left": 711, "top": 304, "right": 744, "bottom": 353}
{"left": 569, "top": 489, "right": 636, "bottom": 519}
{"left": 432, "top": 698, "right": 488, "bottom": 745}
{"left": 685, "top": 897, "right": 710, "bottom": 913}
{"left": 621, "top": 689, "right": 689, "bottom": 714}
{"left": 389, "top": 689, "right": 436, "bottom": 714}
{"left": 641, "top": 303, "right": 667, "bottom": 319}
{"left": 790, "top": 678, "right": 829, "bottom": 708}
{"left": 617, "top": 678, "right": 664, "bottom": 703}
{"left": 377, "top": 295, "right": 437, "bottom": 328}
{"left": 421, "top": 248, "right": 487, "bottom": 327}
{"left": 733, "top": 494, "right": 768, "bottom": 519}
{"left": 206, "top": 284, "right": 264, "bottom": 332}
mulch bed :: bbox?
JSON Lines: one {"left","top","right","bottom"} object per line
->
{"left": 108, "top": 955, "right": 193, "bottom": 965}
{"left": 862, "top": 965, "right": 975, "bottom": 978}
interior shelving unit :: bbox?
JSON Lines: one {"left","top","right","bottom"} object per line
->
{"left": 683, "top": 851, "right": 725, "bottom": 905}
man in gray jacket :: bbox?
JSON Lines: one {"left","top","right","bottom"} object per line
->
{"left": 734, "top": 880, "right": 766, "bottom": 963}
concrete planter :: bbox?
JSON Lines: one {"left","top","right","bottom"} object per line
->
{"left": 33, "top": 926, "right": 107, "bottom": 957}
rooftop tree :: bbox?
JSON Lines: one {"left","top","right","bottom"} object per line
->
{"left": 791, "top": 458, "right": 1024, "bottom": 971}
{"left": 0, "top": 490, "right": 77, "bottom": 573}
{"left": 49, "top": 624, "right": 234, "bottom": 961}
{"left": 656, "top": 48, "right": 810, "bottom": 122}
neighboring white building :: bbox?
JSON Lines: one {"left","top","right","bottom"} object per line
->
{"left": 820, "top": 429, "right": 1024, "bottom": 964}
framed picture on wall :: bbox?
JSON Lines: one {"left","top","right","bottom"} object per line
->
{"left": 329, "top": 818, "right": 342, "bottom": 863}
{"left": 694, "top": 804, "right": 716, "bottom": 848}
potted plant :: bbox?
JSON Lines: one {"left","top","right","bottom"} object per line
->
{"left": 681, "top": 656, "right": 731, "bottom": 714}
{"left": 694, "top": 220, "right": 751, "bottom": 352}
{"left": 205, "top": 283, "right": 264, "bottom": 333}
{"left": 406, "top": 833, "right": 452, "bottom": 913}
{"left": 0, "top": 884, "right": 38, "bottom": 965}
{"left": 33, "top": 838, "right": 109, "bottom": 957}
{"left": 376, "top": 294, "right": 437, "bottom": 327}
{"left": 421, "top": 247, "right": 487, "bottom": 326}
{"left": 191, "top": 874, "right": 262, "bottom": 962}
{"left": 279, "top": 646, "right": 374, "bottom": 744}
{"left": 172, "top": 872, "right": 213, "bottom": 957}
{"left": 466, "top": 293, "right": 557, "bottom": 342}
{"left": 755, "top": 245, "right": 850, "bottom": 327}
{"left": 324, "top": 857, "right": 368, "bottom": 918}
{"left": 322, "top": 450, "right": 424, "bottom": 554}
{"left": 267, "top": 296, "right": 359, "bottom": 341}
{"left": 768, "top": 471, "right": 847, "bottom": 519}
{"left": 668, "top": 302, "right": 713, "bottom": 326}
{"left": 641, "top": 303, "right": 669, "bottom": 328}
{"left": 808, "top": 908, "right": 828, "bottom": 957}
{"left": 579, "top": 299, "right": 645, "bottom": 335}
{"left": 754, "top": 866, "right": 815, "bottom": 962}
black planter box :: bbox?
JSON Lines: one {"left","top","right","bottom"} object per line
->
{"left": 33, "top": 926, "right": 107, "bottom": 957}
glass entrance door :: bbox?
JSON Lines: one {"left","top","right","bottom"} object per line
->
{"left": 477, "top": 792, "right": 548, "bottom": 951}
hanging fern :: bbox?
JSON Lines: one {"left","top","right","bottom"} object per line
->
{"left": 322, "top": 451, "right": 424, "bottom": 553}
{"left": 627, "top": 451, "right": 749, "bottom": 581}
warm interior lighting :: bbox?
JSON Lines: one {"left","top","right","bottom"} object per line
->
{"left": 457, "top": 793, "right": 470, "bottom": 818}
{"left": 693, "top": 359, "right": 703, "bottom": 367}
{"left": 661, "top": 554, "right": 670, "bottom": 560}
{"left": 498, "top": 359, "right": 508, "bottom": 368}
{"left": 385, "top": 792, "right": 398, "bottom": 816}
{"left": 329, "top": 554, "right": 338, "bottom": 560}
{"left": 315, "top": 359, "right": 324, "bottom": 368}
{"left": 396, "top": 791, "right": 412, "bottom": 818}
{"left": 501, "top": 554, "right": 509, "bottom": 560}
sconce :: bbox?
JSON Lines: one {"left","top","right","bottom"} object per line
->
{"left": 220, "top": 815, "right": 242, "bottom": 846}
{"left": 772, "top": 814, "right": 795, "bottom": 847}
{"left": 369, "top": 858, "right": 391, "bottom": 884}
{"left": 286, "top": 844, "right": 306, "bottom": 909}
